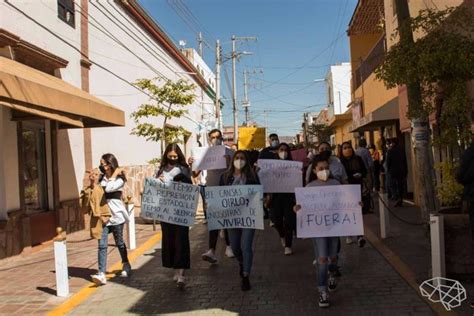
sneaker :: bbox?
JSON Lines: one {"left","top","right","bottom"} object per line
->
{"left": 91, "top": 272, "right": 107, "bottom": 285}
{"left": 241, "top": 276, "right": 251, "bottom": 291}
{"left": 202, "top": 250, "right": 218, "bottom": 264}
{"left": 284, "top": 247, "right": 292, "bottom": 256}
{"left": 177, "top": 276, "right": 185, "bottom": 290}
{"left": 120, "top": 262, "right": 131, "bottom": 277}
{"left": 346, "top": 237, "right": 353, "bottom": 244}
{"left": 358, "top": 237, "right": 366, "bottom": 248}
{"left": 318, "top": 291, "right": 330, "bottom": 308}
{"left": 225, "top": 246, "right": 235, "bottom": 258}
{"left": 280, "top": 238, "right": 285, "bottom": 248}
{"left": 328, "top": 275, "right": 337, "bottom": 292}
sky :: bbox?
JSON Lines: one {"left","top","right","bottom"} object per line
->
{"left": 138, "top": 0, "right": 358, "bottom": 137}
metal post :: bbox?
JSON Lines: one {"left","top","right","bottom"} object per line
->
{"left": 198, "top": 32, "right": 203, "bottom": 56}
{"left": 53, "top": 227, "right": 69, "bottom": 297}
{"left": 378, "top": 193, "right": 390, "bottom": 239}
{"left": 430, "top": 214, "right": 446, "bottom": 278}
{"left": 126, "top": 196, "right": 136, "bottom": 250}
{"left": 231, "top": 35, "right": 238, "bottom": 144}
{"left": 215, "top": 40, "right": 221, "bottom": 129}
{"left": 242, "top": 69, "right": 250, "bottom": 126}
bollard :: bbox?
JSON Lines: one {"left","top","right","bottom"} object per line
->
{"left": 126, "top": 195, "right": 136, "bottom": 250}
{"left": 430, "top": 214, "right": 446, "bottom": 279}
{"left": 378, "top": 192, "right": 390, "bottom": 239}
{"left": 53, "top": 227, "right": 69, "bottom": 297}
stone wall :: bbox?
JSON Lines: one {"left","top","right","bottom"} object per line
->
{"left": 122, "top": 164, "right": 156, "bottom": 206}
{"left": 0, "top": 210, "right": 25, "bottom": 259}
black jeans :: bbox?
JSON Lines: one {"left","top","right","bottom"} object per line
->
{"left": 209, "top": 229, "right": 230, "bottom": 250}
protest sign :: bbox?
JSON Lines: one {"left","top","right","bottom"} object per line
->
{"left": 295, "top": 185, "right": 364, "bottom": 238}
{"left": 140, "top": 178, "right": 200, "bottom": 227}
{"left": 291, "top": 148, "right": 308, "bottom": 164}
{"left": 238, "top": 127, "right": 266, "bottom": 149}
{"left": 191, "top": 146, "right": 226, "bottom": 171}
{"left": 205, "top": 185, "right": 264, "bottom": 230}
{"left": 257, "top": 159, "right": 303, "bottom": 193}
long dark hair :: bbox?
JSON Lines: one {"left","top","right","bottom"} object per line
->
{"left": 277, "top": 143, "right": 293, "bottom": 161}
{"left": 101, "top": 153, "right": 126, "bottom": 182}
{"left": 223, "top": 150, "right": 258, "bottom": 184}
{"left": 157, "top": 143, "right": 188, "bottom": 176}
{"left": 338, "top": 141, "right": 354, "bottom": 160}
{"left": 308, "top": 155, "right": 330, "bottom": 183}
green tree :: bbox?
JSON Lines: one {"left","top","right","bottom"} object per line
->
{"left": 130, "top": 78, "right": 196, "bottom": 153}
{"left": 307, "top": 123, "right": 334, "bottom": 145}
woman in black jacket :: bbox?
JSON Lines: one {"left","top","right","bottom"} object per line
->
{"left": 220, "top": 150, "right": 260, "bottom": 291}
{"left": 269, "top": 143, "right": 297, "bottom": 256}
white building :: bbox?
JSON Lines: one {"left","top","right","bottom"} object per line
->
{"left": 326, "top": 62, "right": 352, "bottom": 117}
{"left": 0, "top": 0, "right": 215, "bottom": 258}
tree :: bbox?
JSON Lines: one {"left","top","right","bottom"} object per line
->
{"left": 130, "top": 78, "right": 196, "bottom": 155}
{"left": 307, "top": 124, "right": 334, "bottom": 146}
{"left": 375, "top": 2, "right": 474, "bottom": 219}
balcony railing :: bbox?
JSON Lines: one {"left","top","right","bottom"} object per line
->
{"left": 353, "top": 36, "right": 386, "bottom": 91}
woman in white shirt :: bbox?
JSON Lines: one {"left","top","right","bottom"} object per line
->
{"left": 91, "top": 153, "right": 131, "bottom": 286}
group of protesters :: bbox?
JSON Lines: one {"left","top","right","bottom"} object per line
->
{"left": 80, "top": 127, "right": 410, "bottom": 309}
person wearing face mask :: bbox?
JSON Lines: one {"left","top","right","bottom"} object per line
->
{"left": 155, "top": 143, "right": 191, "bottom": 289}
{"left": 268, "top": 143, "right": 297, "bottom": 255}
{"left": 90, "top": 153, "right": 130, "bottom": 286}
{"left": 258, "top": 133, "right": 280, "bottom": 160}
{"left": 293, "top": 156, "right": 342, "bottom": 308}
{"left": 189, "top": 129, "right": 235, "bottom": 264}
{"left": 305, "top": 142, "right": 348, "bottom": 185}
{"left": 220, "top": 150, "right": 260, "bottom": 291}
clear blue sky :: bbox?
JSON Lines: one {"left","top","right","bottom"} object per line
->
{"left": 138, "top": 0, "right": 358, "bottom": 137}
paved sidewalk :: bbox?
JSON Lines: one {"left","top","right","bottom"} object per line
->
{"left": 0, "top": 222, "right": 157, "bottom": 315}
{"left": 69, "top": 220, "right": 433, "bottom": 315}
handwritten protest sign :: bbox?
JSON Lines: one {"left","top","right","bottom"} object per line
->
{"left": 295, "top": 185, "right": 363, "bottom": 238}
{"left": 257, "top": 159, "right": 303, "bottom": 193}
{"left": 192, "top": 146, "right": 226, "bottom": 171}
{"left": 238, "top": 127, "right": 266, "bottom": 149}
{"left": 140, "top": 178, "right": 200, "bottom": 227}
{"left": 205, "top": 185, "right": 264, "bottom": 230}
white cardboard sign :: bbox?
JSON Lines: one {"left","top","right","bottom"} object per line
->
{"left": 192, "top": 146, "right": 227, "bottom": 171}
{"left": 205, "top": 185, "right": 264, "bottom": 231}
{"left": 257, "top": 159, "right": 303, "bottom": 193}
{"left": 295, "top": 185, "right": 364, "bottom": 238}
{"left": 140, "top": 178, "right": 199, "bottom": 227}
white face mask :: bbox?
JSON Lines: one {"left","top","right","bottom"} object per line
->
{"left": 211, "top": 138, "right": 222, "bottom": 146}
{"left": 271, "top": 140, "right": 279, "bottom": 148}
{"left": 316, "top": 169, "right": 330, "bottom": 181}
{"left": 234, "top": 159, "right": 246, "bottom": 170}
{"left": 278, "top": 151, "right": 288, "bottom": 160}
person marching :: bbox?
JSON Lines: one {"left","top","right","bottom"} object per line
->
{"left": 305, "top": 142, "right": 348, "bottom": 185}
{"left": 189, "top": 129, "right": 234, "bottom": 264}
{"left": 268, "top": 143, "right": 297, "bottom": 255}
{"left": 293, "top": 155, "right": 341, "bottom": 308}
{"left": 155, "top": 143, "right": 192, "bottom": 289}
{"left": 220, "top": 150, "right": 260, "bottom": 291}
{"left": 90, "top": 153, "right": 131, "bottom": 286}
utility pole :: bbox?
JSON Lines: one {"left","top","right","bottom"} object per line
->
{"left": 198, "top": 32, "right": 203, "bottom": 56}
{"left": 303, "top": 112, "right": 308, "bottom": 147}
{"left": 231, "top": 35, "right": 257, "bottom": 144}
{"left": 264, "top": 110, "right": 268, "bottom": 145}
{"left": 395, "top": 0, "right": 437, "bottom": 219}
{"left": 242, "top": 69, "right": 250, "bottom": 126}
{"left": 215, "top": 40, "right": 221, "bottom": 129}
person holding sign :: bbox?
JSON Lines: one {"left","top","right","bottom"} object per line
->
{"left": 220, "top": 150, "right": 260, "bottom": 291}
{"left": 189, "top": 129, "right": 234, "bottom": 264}
{"left": 293, "top": 156, "right": 341, "bottom": 308}
{"left": 155, "top": 143, "right": 191, "bottom": 289}
{"left": 268, "top": 143, "right": 297, "bottom": 256}
{"left": 91, "top": 154, "right": 131, "bottom": 286}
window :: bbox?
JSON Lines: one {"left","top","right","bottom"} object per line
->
{"left": 20, "top": 122, "right": 48, "bottom": 212}
{"left": 58, "top": 0, "right": 75, "bottom": 28}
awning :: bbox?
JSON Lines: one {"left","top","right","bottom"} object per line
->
{"left": 350, "top": 97, "right": 399, "bottom": 132}
{"left": 0, "top": 57, "right": 125, "bottom": 128}
{"left": 328, "top": 112, "right": 352, "bottom": 128}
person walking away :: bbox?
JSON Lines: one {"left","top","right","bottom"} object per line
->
{"left": 370, "top": 144, "right": 381, "bottom": 192}
{"left": 457, "top": 141, "right": 474, "bottom": 237}
{"left": 339, "top": 142, "right": 367, "bottom": 247}
{"left": 91, "top": 153, "right": 131, "bottom": 285}
{"left": 220, "top": 150, "right": 260, "bottom": 291}
{"left": 268, "top": 143, "right": 296, "bottom": 255}
{"left": 386, "top": 138, "right": 407, "bottom": 207}
{"left": 189, "top": 129, "right": 234, "bottom": 264}
{"left": 155, "top": 143, "right": 191, "bottom": 288}
{"left": 305, "top": 142, "right": 348, "bottom": 185}
{"left": 293, "top": 155, "right": 342, "bottom": 308}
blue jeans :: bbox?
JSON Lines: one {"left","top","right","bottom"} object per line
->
{"left": 228, "top": 228, "right": 255, "bottom": 275}
{"left": 312, "top": 237, "right": 339, "bottom": 292}
{"left": 98, "top": 224, "right": 129, "bottom": 273}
